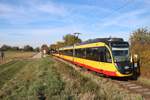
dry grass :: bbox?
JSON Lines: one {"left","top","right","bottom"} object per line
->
{"left": 138, "top": 77, "right": 150, "bottom": 87}
{"left": 0, "top": 51, "right": 35, "bottom": 64}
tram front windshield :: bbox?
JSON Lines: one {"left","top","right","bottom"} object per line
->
{"left": 111, "top": 42, "right": 130, "bottom": 62}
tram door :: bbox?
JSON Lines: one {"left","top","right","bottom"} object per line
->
{"left": 99, "top": 47, "right": 113, "bottom": 72}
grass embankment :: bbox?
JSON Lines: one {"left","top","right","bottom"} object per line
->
{"left": 137, "top": 55, "right": 150, "bottom": 87}
{"left": 137, "top": 60, "right": 150, "bottom": 87}
{"left": 0, "top": 58, "right": 64, "bottom": 100}
{"left": 0, "top": 51, "right": 35, "bottom": 64}
{"left": 0, "top": 57, "right": 142, "bottom": 100}
{"left": 54, "top": 59, "right": 142, "bottom": 100}
{"left": 0, "top": 60, "right": 28, "bottom": 88}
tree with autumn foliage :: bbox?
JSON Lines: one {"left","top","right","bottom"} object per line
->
{"left": 130, "top": 27, "right": 150, "bottom": 78}
{"left": 130, "top": 27, "right": 150, "bottom": 54}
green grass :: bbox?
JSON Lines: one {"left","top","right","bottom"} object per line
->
{"left": 0, "top": 60, "right": 18, "bottom": 72}
{"left": 0, "top": 57, "right": 143, "bottom": 100}
{"left": 0, "top": 60, "right": 28, "bottom": 88}
{"left": 0, "top": 58, "right": 64, "bottom": 100}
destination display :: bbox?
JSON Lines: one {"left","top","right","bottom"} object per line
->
{"left": 111, "top": 42, "right": 129, "bottom": 48}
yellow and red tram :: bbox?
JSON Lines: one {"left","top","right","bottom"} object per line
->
{"left": 53, "top": 38, "right": 133, "bottom": 77}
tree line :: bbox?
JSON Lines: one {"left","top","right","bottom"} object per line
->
{"left": 0, "top": 33, "right": 82, "bottom": 53}
{"left": 49, "top": 33, "right": 82, "bottom": 50}
{"left": 0, "top": 45, "right": 40, "bottom": 52}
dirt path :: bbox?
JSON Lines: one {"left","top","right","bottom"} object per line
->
{"left": 32, "top": 52, "right": 42, "bottom": 59}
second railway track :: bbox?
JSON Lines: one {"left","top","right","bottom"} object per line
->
{"left": 54, "top": 57, "right": 150, "bottom": 100}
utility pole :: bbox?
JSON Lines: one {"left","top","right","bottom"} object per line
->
{"left": 73, "top": 32, "right": 81, "bottom": 62}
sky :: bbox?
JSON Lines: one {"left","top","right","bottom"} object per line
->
{"left": 0, "top": 0, "right": 150, "bottom": 48}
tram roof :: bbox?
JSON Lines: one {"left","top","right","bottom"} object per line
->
{"left": 59, "top": 38, "right": 126, "bottom": 50}
{"left": 77, "top": 38, "right": 124, "bottom": 45}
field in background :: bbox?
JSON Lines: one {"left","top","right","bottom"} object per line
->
{"left": 0, "top": 56, "right": 142, "bottom": 100}
{"left": 0, "top": 51, "right": 36, "bottom": 90}
{"left": 0, "top": 51, "right": 35, "bottom": 64}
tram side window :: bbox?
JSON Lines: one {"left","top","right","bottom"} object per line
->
{"left": 61, "top": 50, "right": 64, "bottom": 55}
{"left": 63, "top": 50, "right": 73, "bottom": 56}
{"left": 99, "top": 47, "right": 112, "bottom": 63}
{"left": 65, "top": 50, "right": 68, "bottom": 55}
{"left": 64, "top": 50, "right": 67, "bottom": 55}
{"left": 63, "top": 50, "right": 66, "bottom": 55}
{"left": 86, "top": 47, "right": 100, "bottom": 61}
{"left": 68, "top": 50, "right": 73, "bottom": 56}
{"left": 75, "top": 49, "right": 85, "bottom": 58}
{"left": 99, "top": 49, "right": 105, "bottom": 62}
{"left": 75, "top": 49, "right": 77, "bottom": 57}
{"left": 85, "top": 48, "right": 91, "bottom": 60}
{"left": 105, "top": 49, "right": 112, "bottom": 63}
{"left": 59, "top": 50, "right": 62, "bottom": 55}
{"left": 63, "top": 50, "right": 68, "bottom": 55}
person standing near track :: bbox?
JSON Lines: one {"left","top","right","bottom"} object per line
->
{"left": 133, "top": 54, "right": 140, "bottom": 77}
{"left": 131, "top": 54, "right": 140, "bottom": 80}
{"left": 0, "top": 50, "right": 5, "bottom": 61}
{"left": 0, "top": 50, "right": 1, "bottom": 63}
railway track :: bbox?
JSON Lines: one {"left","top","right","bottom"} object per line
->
{"left": 54, "top": 57, "right": 150, "bottom": 100}
{"left": 113, "top": 80, "right": 150, "bottom": 99}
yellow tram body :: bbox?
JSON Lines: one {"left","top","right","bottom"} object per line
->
{"left": 54, "top": 40, "right": 133, "bottom": 77}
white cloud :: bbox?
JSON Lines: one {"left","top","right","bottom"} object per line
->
{"left": 0, "top": 3, "right": 13, "bottom": 13}
{"left": 0, "top": 3, "right": 16, "bottom": 17}
{"left": 37, "top": 3, "right": 68, "bottom": 16}
{"left": 0, "top": 1, "right": 69, "bottom": 24}
{"left": 0, "top": 0, "right": 150, "bottom": 47}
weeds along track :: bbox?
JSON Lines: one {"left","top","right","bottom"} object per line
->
{"left": 54, "top": 57, "right": 150, "bottom": 100}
